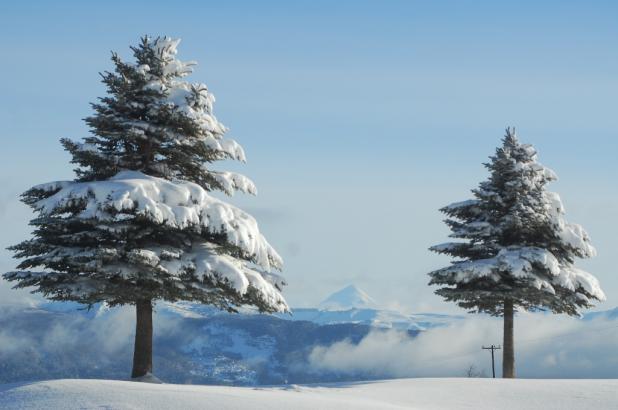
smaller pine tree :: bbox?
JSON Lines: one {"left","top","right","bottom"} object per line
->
{"left": 428, "top": 128, "right": 604, "bottom": 378}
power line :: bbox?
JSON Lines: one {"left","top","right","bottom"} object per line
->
{"left": 482, "top": 345, "right": 501, "bottom": 378}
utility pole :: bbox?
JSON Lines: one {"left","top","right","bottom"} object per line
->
{"left": 482, "top": 345, "right": 501, "bottom": 378}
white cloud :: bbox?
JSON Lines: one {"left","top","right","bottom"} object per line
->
{"left": 0, "top": 303, "right": 184, "bottom": 371}
{"left": 308, "top": 313, "right": 618, "bottom": 378}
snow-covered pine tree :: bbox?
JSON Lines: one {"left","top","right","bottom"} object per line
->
{"left": 428, "top": 128, "right": 604, "bottom": 378}
{"left": 4, "top": 36, "right": 288, "bottom": 379}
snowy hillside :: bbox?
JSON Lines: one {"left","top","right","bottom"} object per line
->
{"left": 1, "top": 378, "right": 616, "bottom": 410}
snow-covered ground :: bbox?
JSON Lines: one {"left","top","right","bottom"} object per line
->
{"left": 0, "top": 378, "right": 616, "bottom": 410}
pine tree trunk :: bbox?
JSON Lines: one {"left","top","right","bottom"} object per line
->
{"left": 131, "top": 299, "right": 153, "bottom": 379}
{"left": 502, "top": 299, "right": 515, "bottom": 378}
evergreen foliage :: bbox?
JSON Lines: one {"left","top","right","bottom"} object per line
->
{"left": 429, "top": 128, "right": 604, "bottom": 316}
{"left": 4, "top": 36, "right": 287, "bottom": 314}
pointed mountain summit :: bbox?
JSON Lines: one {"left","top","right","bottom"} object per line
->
{"left": 319, "top": 285, "right": 379, "bottom": 311}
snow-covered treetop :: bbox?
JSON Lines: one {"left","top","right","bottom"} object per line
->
{"left": 63, "top": 36, "right": 249, "bottom": 194}
{"left": 429, "top": 128, "right": 603, "bottom": 316}
{"left": 434, "top": 128, "right": 595, "bottom": 260}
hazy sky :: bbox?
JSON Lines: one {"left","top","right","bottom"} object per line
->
{"left": 0, "top": 0, "right": 616, "bottom": 312}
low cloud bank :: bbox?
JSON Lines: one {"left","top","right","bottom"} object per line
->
{"left": 308, "top": 313, "right": 618, "bottom": 378}
{"left": 0, "top": 303, "right": 183, "bottom": 383}
{"left": 0, "top": 297, "right": 615, "bottom": 383}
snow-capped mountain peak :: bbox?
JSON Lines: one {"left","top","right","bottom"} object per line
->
{"left": 319, "top": 285, "right": 378, "bottom": 311}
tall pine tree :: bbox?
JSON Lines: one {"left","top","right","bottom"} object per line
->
{"left": 428, "top": 128, "right": 604, "bottom": 378}
{"left": 4, "top": 36, "right": 287, "bottom": 379}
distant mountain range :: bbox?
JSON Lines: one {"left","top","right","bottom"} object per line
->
{"left": 0, "top": 285, "right": 614, "bottom": 385}
{"left": 160, "top": 284, "right": 464, "bottom": 331}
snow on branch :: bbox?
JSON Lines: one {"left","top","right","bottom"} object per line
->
{"left": 544, "top": 191, "right": 596, "bottom": 258}
{"left": 212, "top": 171, "right": 257, "bottom": 196}
{"left": 33, "top": 171, "right": 282, "bottom": 271}
{"left": 127, "top": 244, "right": 288, "bottom": 311}
{"left": 432, "top": 246, "right": 605, "bottom": 302}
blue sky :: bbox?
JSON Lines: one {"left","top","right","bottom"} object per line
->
{"left": 0, "top": 0, "right": 616, "bottom": 312}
